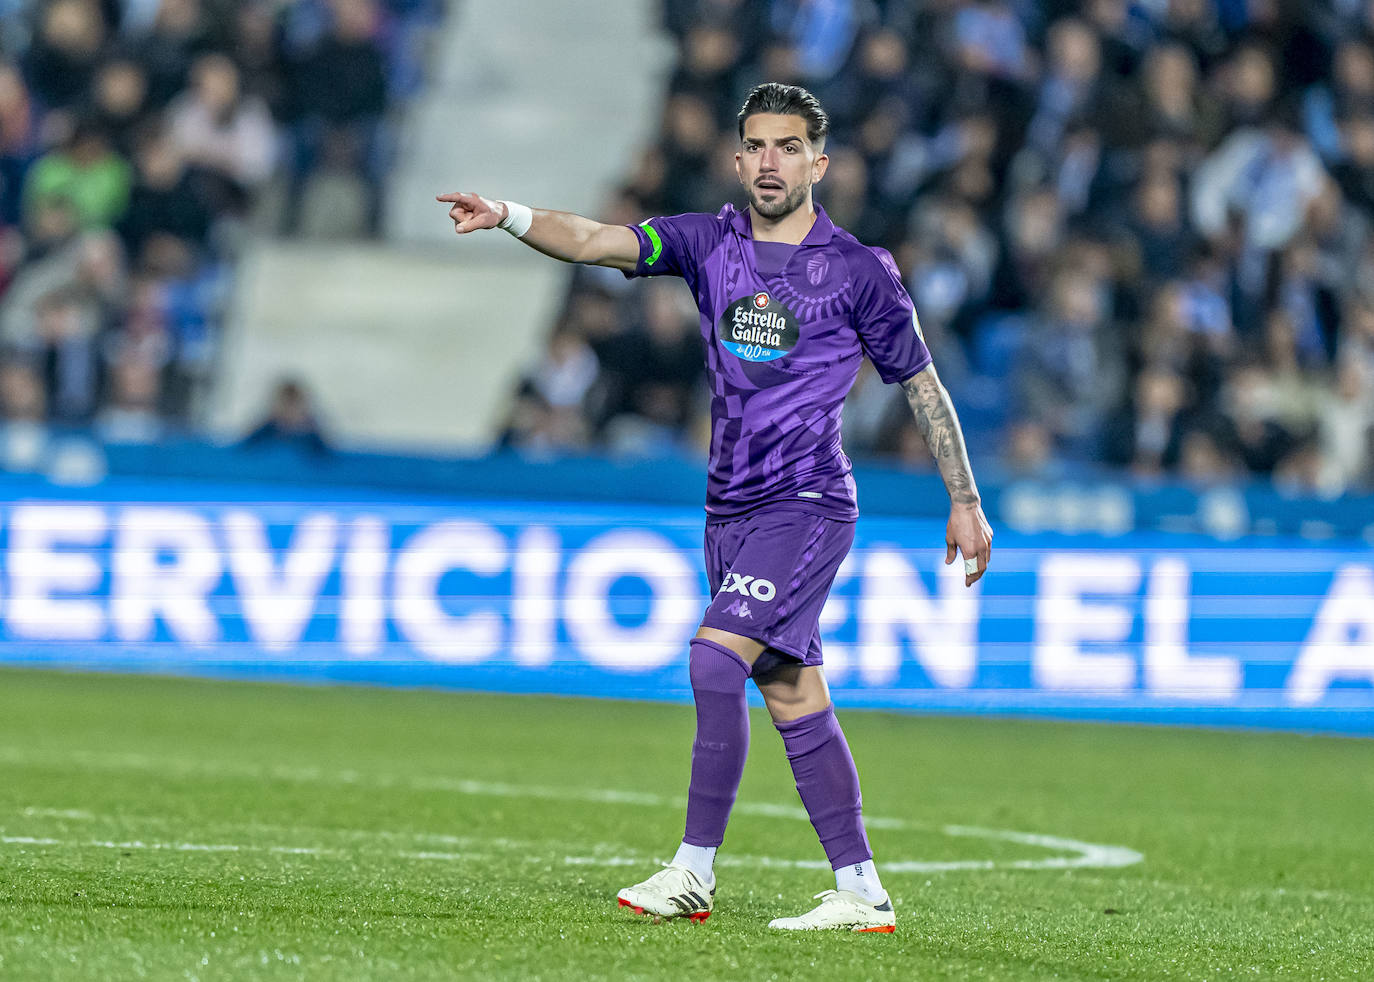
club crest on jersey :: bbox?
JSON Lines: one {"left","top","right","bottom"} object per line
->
{"left": 720, "top": 293, "right": 800, "bottom": 362}
{"left": 806, "top": 255, "right": 829, "bottom": 286}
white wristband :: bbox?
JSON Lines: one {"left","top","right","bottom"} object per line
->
{"left": 498, "top": 200, "right": 533, "bottom": 238}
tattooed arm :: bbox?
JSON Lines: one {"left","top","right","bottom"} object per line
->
{"left": 902, "top": 363, "right": 994, "bottom": 586}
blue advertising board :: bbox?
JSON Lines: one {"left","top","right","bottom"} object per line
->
{"left": 0, "top": 475, "right": 1369, "bottom": 735}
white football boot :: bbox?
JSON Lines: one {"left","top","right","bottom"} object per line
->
{"left": 768, "top": 890, "right": 896, "bottom": 933}
{"left": 617, "top": 865, "right": 715, "bottom": 922}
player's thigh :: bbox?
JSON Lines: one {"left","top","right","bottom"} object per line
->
{"left": 694, "top": 625, "right": 767, "bottom": 665}
{"left": 699, "top": 508, "right": 853, "bottom": 663}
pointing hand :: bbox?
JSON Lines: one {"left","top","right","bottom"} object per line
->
{"left": 435, "top": 191, "right": 506, "bottom": 234}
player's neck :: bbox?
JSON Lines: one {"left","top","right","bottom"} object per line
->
{"left": 749, "top": 201, "right": 816, "bottom": 245}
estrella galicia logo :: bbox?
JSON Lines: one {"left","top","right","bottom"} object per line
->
{"left": 720, "top": 292, "right": 800, "bottom": 362}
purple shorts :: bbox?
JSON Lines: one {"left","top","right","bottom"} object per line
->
{"left": 699, "top": 506, "right": 855, "bottom": 669}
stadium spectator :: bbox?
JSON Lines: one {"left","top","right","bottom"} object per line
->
{"left": 242, "top": 378, "right": 332, "bottom": 454}
{"left": 1190, "top": 115, "right": 1327, "bottom": 253}
{"left": 282, "top": 0, "right": 390, "bottom": 236}
{"left": 0, "top": 356, "right": 50, "bottom": 470}
{"left": 0, "top": 61, "right": 41, "bottom": 227}
{"left": 1314, "top": 356, "right": 1374, "bottom": 493}
{"left": 951, "top": 0, "right": 1033, "bottom": 84}
{"left": 95, "top": 356, "right": 166, "bottom": 444}
{"left": 88, "top": 57, "right": 151, "bottom": 155}
{"left": 1, "top": 230, "right": 126, "bottom": 355}
{"left": 117, "top": 126, "right": 213, "bottom": 263}
{"left": 167, "top": 53, "right": 277, "bottom": 209}
{"left": 1124, "top": 168, "right": 1197, "bottom": 287}
{"left": 127, "top": 0, "right": 217, "bottom": 110}
{"left": 21, "top": 120, "right": 131, "bottom": 232}
{"left": 526, "top": 324, "right": 599, "bottom": 434}
{"left": 1014, "top": 265, "right": 1126, "bottom": 456}
{"left": 22, "top": 0, "right": 108, "bottom": 111}
{"left": 597, "top": 279, "right": 704, "bottom": 455}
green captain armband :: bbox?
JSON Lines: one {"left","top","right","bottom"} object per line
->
{"left": 639, "top": 221, "right": 663, "bottom": 267}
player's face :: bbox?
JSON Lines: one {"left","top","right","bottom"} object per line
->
{"left": 736, "top": 113, "right": 828, "bottom": 220}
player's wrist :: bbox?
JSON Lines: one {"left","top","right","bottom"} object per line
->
{"left": 497, "top": 200, "right": 533, "bottom": 238}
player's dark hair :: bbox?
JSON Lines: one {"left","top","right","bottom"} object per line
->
{"left": 737, "top": 83, "right": 829, "bottom": 150}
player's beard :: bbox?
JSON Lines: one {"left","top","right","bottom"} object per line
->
{"left": 748, "top": 179, "right": 809, "bottom": 219}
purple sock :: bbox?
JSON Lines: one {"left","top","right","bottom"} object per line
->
{"left": 775, "top": 705, "right": 873, "bottom": 869}
{"left": 682, "top": 638, "right": 752, "bottom": 848}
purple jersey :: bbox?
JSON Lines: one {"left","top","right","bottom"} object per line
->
{"left": 625, "top": 204, "right": 932, "bottom": 521}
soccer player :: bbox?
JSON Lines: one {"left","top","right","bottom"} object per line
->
{"left": 438, "top": 82, "right": 992, "bottom": 932}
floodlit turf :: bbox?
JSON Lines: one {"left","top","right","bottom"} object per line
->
{"left": 0, "top": 669, "right": 1370, "bottom": 981}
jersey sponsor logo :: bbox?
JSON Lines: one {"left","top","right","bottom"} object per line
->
{"left": 719, "top": 571, "right": 777, "bottom": 602}
{"left": 719, "top": 292, "right": 800, "bottom": 362}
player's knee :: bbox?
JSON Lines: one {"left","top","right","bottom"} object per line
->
{"left": 773, "top": 702, "right": 840, "bottom": 755}
{"left": 689, "top": 638, "right": 752, "bottom": 694}
{"left": 756, "top": 666, "right": 831, "bottom": 722}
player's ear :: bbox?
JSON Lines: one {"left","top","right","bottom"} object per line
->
{"left": 735, "top": 151, "right": 744, "bottom": 185}
{"left": 812, "top": 152, "right": 828, "bottom": 185}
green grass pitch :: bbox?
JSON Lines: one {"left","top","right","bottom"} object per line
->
{"left": 0, "top": 668, "right": 1370, "bottom": 981}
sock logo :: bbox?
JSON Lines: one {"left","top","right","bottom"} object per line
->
{"left": 719, "top": 572, "right": 776, "bottom": 602}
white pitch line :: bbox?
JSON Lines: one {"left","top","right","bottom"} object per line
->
{"left": 1, "top": 747, "right": 1145, "bottom": 873}
{"left": 3, "top": 829, "right": 1135, "bottom": 877}
{"left": 21, "top": 807, "right": 94, "bottom": 820}
{"left": 0, "top": 833, "right": 511, "bottom": 863}
{"left": 9, "top": 808, "right": 598, "bottom": 857}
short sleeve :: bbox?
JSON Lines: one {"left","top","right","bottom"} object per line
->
{"left": 622, "top": 213, "right": 719, "bottom": 287}
{"left": 850, "top": 247, "right": 932, "bottom": 384}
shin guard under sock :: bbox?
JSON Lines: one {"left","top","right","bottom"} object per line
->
{"left": 682, "top": 638, "right": 751, "bottom": 848}
{"left": 774, "top": 705, "right": 873, "bottom": 869}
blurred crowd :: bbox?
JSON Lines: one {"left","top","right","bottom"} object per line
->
{"left": 0, "top": 0, "right": 439, "bottom": 468}
{"left": 505, "top": 0, "right": 1374, "bottom": 497}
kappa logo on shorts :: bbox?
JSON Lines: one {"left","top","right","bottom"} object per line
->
{"left": 724, "top": 598, "right": 753, "bottom": 619}
{"left": 719, "top": 572, "right": 777, "bottom": 602}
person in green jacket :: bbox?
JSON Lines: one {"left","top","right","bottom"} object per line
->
{"left": 22, "top": 120, "right": 131, "bottom": 233}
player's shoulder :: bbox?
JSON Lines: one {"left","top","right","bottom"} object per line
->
{"left": 828, "top": 227, "right": 904, "bottom": 292}
{"left": 642, "top": 206, "right": 735, "bottom": 233}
